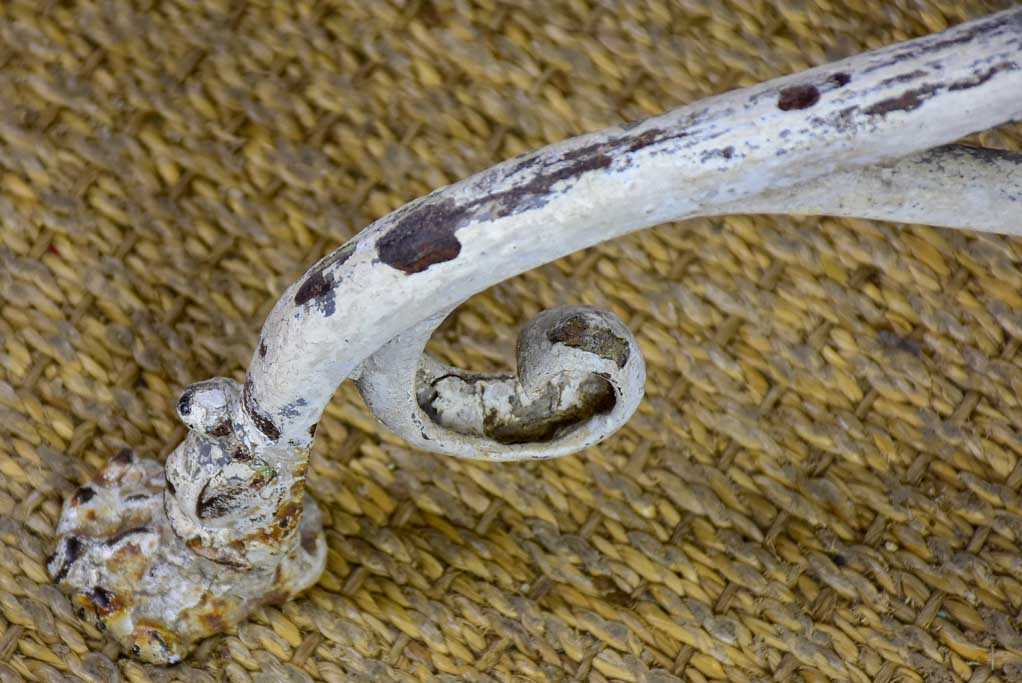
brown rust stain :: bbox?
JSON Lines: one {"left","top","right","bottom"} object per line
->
{"left": 777, "top": 84, "right": 820, "bottom": 111}
{"left": 376, "top": 199, "right": 468, "bottom": 274}
{"left": 377, "top": 125, "right": 691, "bottom": 274}
{"left": 864, "top": 83, "right": 939, "bottom": 115}
{"left": 207, "top": 420, "right": 232, "bottom": 438}
{"left": 84, "top": 585, "right": 122, "bottom": 616}
{"left": 547, "top": 314, "right": 630, "bottom": 368}
{"left": 865, "top": 62, "right": 1014, "bottom": 117}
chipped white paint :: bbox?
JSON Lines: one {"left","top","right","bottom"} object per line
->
{"left": 51, "top": 8, "right": 1022, "bottom": 663}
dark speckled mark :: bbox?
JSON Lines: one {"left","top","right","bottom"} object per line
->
{"left": 258, "top": 341, "right": 267, "bottom": 358}
{"left": 861, "top": 11, "right": 1020, "bottom": 74}
{"left": 280, "top": 397, "right": 308, "bottom": 419}
{"left": 51, "top": 536, "right": 83, "bottom": 584}
{"left": 948, "top": 62, "right": 1016, "bottom": 91}
{"left": 623, "top": 127, "right": 672, "bottom": 154}
{"left": 293, "top": 242, "right": 355, "bottom": 315}
{"left": 878, "top": 69, "right": 927, "bottom": 88}
{"left": 72, "top": 486, "right": 96, "bottom": 506}
{"left": 547, "top": 314, "right": 630, "bottom": 368}
{"left": 308, "top": 422, "right": 317, "bottom": 437}
{"left": 243, "top": 383, "right": 280, "bottom": 441}
{"left": 177, "top": 390, "right": 192, "bottom": 416}
{"left": 829, "top": 72, "right": 851, "bottom": 87}
{"left": 701, "top": 146, "right": 735, "bottom": 162}
{"left": 777, "top": 84, "right": 820, "bottom": 110}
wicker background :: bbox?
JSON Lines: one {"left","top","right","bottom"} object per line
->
{"left": 1, "top": 0, "right": 1022, "bottom": 681}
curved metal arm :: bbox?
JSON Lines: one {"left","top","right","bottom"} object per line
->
{"left": 49, "top": 8, "right": 1022, "bottom": 664}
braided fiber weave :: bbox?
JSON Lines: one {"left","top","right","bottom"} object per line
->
{"left": 2, "top": 0, "right": 1022, "bottom": 681}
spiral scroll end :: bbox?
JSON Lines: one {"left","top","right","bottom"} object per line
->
{"left": 357, "top": 305, "right": 646, "bottom": 461}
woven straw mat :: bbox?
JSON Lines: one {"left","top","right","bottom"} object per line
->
{"left": 2, "top": 1, "right": 1022, "bottom": 682}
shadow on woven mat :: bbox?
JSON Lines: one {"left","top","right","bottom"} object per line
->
{"left": 1, "top": 0, "right": 1022, "bottom": 681}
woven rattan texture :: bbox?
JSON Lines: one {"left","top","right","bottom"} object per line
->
{"left": 2, "top": 0, "right": 1022, "bottom": 681}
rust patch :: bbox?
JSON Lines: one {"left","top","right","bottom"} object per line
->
{"left": 777, "top": 84, "right": 820, "bottom": 111}
{"left": 293, "top": 270, "right": 333, "bottom": 311}
{"left": 377, "top": 199, "right": 466, "bottom": 274}
{"left": 87, "top": 586, "right": 120, "bottom": 616}
{"left": 308, "top": 422, "right": 317, "bottom": 437}
{"left": 378, "top": 125, "right": 693, "bottom": 274}
{"left": 207, "top": 420, "right": 232, "bottom": 438}
{"left": 864, "top": 83, "right": 939, "bottom": 115}
{"left": 547, "top": 314, "right": 630, "bottom": 368}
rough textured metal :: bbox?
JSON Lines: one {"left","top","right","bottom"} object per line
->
{"left": 49, "top": 7, "right": 1022, "bottom": 664}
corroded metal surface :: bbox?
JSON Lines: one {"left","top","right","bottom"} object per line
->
{"left": 49, "top": 435, "right": 325, "bottom": 663}
{"left": 49, "top": 7, "right": 1022, "bottom": 664}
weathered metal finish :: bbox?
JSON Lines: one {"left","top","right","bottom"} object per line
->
{"left": 50, "top": 8, "right": 1022, "bottom": 663}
